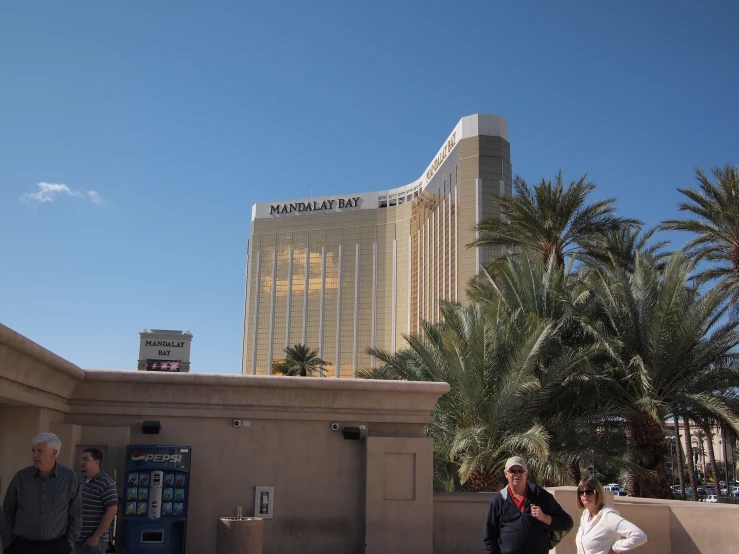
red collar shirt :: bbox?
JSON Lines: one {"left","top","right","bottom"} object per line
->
{"left": 507, "top": 484, "right": 527, "bottom": 513}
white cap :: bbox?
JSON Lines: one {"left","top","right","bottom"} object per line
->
{"left": 504, "top": 456, "right": 528, "bottom": 472}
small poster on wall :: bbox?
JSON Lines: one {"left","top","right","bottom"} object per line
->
{"left": 255, "top": 486, "right": 274, "bottom": 519}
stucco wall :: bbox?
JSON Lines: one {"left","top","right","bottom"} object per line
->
{"left": 5, "top": 323, "right": 739, "bottom": 554}
{"left": 433, "top": 492, "right": 491, "bottom": 554}
{"left": 365, "top": 437, "right": 434, "bottom": 554}
{"left": 53, "top": 412, "right": 369, "bottom": 554}
{"left": 0, "top": 406, "right": 65, "bottom": 501}
{"left": 0, "top": 323, "right": 447, "bottom": 554}
{"left": 433, "top": 487, "right": 739, "bottom": 554}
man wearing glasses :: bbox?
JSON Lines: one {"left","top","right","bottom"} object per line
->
{"left": 76, "top": 449, "right": 118, "bottom": 554}
{"left": 483, "top": 456, "right": 573, "bottom": 554}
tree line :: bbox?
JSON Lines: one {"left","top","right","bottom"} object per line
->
{"left": 275, "top": 165, "right": 739, "bottom": 499}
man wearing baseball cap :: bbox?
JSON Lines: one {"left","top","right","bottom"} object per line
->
{"left": 482, "top": 456, "right": 573, "bottom": 554}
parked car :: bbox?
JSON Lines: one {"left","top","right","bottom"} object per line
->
{"left": 704, "top": 494, "right": 718, "bottom": 503}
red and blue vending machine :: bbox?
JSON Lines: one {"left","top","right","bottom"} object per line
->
{"left": 120, "top": 445, "right": 191, "bottom": 554}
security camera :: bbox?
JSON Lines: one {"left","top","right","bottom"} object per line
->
{"left": 232, "top": 419, "right": 241, "bottom": 428}
{"left": 330, "top": 422, "right": 340, "bottom": 431}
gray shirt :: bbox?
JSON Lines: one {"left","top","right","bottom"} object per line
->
{"left": 1, "top": 463, "right": 82, "bottom": 551}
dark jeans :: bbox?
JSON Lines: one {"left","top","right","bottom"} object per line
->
{"left": 73, "top": 539, "right": 107, "bottom": 554}
{"left": 4, "top": 536, "right": 71, "bottom": 554}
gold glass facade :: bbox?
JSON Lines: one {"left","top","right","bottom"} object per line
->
{"left": 243, "top": 127, "right": 511, "bottom": 377}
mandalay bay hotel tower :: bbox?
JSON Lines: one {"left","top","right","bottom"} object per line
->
{"left": 242, "top": 114, "right": 511, "bottom": 377}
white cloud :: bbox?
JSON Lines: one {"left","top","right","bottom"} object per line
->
{"left": 21, "top": 182, "right": 106, "bottom": 205}
{"left": 86, "top": 190, "right": 105, "bottom": 205}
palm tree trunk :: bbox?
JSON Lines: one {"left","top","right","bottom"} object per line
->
{"left": 683, "top": 416, "right": 699, "bottom": 501}
{"left": 625, "top": 421, "right": 639, "bottom": 497}
{"left": 641, "top": 415, "right": 672, "bottom": 498}
{"left": 705, "top": 424, "right": 719, "bottom": 492}
{"left": 466, "top": 468, "right": 500, "bottom": 492}
{"left": 624, "top": 414, "right": 671, "bottom": 498}
{"left": 674, "top": 413, "right": 686, "bottom": 499}
{"left": 568, "top": 457, "right": 581, "bottom": 485}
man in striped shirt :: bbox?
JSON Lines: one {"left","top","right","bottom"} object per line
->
{"left": 76, "top": 449, "right": 118, "bottom": 554}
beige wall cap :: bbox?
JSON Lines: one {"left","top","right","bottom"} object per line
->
{"left": 0, "top": 322, "right": 85, "bottom": 380}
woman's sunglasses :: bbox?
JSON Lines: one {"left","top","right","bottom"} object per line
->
{"left": 578, "top": 489, "right": 596, "bottom": 496}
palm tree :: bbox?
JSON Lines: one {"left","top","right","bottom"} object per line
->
{"left": 364, "top": 300, "right": 563, "bottom": 491}
{"left": 584, "top": 253, "right": 739, "bottom": 497}
{"left": 468, "top": 251, "right": 615, "bottom": 485}
{"left": 692, "top": 429, "right": 707, "bottom": 479}
{"left": 671, "top": 418, "right": 686, "bottom": 499}
{"left": 272, "top": 344, "right": 330, "bottom": 377}
{"left": 579, "top": 226, "right": 671, "bottom": 273}
{"left": 669, "top": 416, "right": 687, "bottom": 499}
{"left": 683, "top": 416, "right": 699, "bottom": 500}
{"left": 660, "top": 164, "right": 739, "bottom": 306}
{"left": 699, "top": 422, "right": 720, "bottom": 489}
{"left": 470, "top": 171, "right": 640, "bottom": 268}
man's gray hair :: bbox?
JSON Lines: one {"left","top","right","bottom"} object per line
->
{"left": 31, "top": 432, "right": 62, "bottom": 454}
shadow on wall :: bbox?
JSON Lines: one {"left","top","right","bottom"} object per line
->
{"left": 669, "top": 511, "right": 700, "bottom": 554}
{"left": 433, "top": 492, "right": 492, "bottom": 554}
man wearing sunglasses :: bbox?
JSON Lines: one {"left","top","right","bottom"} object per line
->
{"left": 483, "top": 456, "right": 573, "bottom": 554}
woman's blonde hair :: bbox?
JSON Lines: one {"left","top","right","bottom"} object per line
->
{"left": 576, "top": 476, "right": 606, "bottom": 511}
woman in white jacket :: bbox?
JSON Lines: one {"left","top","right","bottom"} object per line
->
{"left": 575, "top": 477, "right": 647, "bottom": 554}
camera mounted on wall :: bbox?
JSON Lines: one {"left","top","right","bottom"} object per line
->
{"left": 330, "top": 422, "right": 367, "bottom": 440}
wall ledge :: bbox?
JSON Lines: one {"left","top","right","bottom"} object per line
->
{"left": 0, "top": 323, "right": 85, "bottom": 380}
{"left": 80, "top": 369, "right": 451, "bottom": 394}
{"left": 434, "top": 491, "right": 497, "bottom": 502}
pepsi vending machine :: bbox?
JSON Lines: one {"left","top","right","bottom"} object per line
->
{"left": 120, "top": 445, "right": 191, "bottom": 554}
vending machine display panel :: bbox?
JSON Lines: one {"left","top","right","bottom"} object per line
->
{"left": 120, "top": 445, "right": 191, "bottom": 554}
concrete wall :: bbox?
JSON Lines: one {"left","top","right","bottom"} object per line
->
{"left": 0, "top": 406, "right": 66, "bottom": 500}
{"left": 365, "top": 437, "right": 433, "bottom": 554}
{"left": 432, "top": 487, "right": 739, "bottom": 554}
{"left": 433, "top": 492, "right": 491, "bottom": 554}
{"left": 0, "top": 323, "right": 448, "bottom": 554}
{"left": 5, "top": 322, "right": 739, "bottom": 554}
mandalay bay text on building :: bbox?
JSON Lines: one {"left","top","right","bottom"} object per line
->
{"left": 242, "top": 114, "right": 511, "bottom": 377}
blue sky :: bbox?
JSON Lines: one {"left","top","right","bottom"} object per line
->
{"left": 1, "top": 1, "right": 737, "bottom": 373}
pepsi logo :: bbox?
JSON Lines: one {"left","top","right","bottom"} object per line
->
{"left": 131, "top": 450, "right": 147, "bottom": 461}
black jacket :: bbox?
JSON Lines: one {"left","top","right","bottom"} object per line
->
{"left": 482, "top": 482, "right": 573, "bottom": 554}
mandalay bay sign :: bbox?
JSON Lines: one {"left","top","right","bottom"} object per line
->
{"left": 270, "top": 196, "right": 361, "bottom": 215}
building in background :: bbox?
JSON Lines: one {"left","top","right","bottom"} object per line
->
{"left": 242, "top": 114, "right": 512, "bottom": 377}
{"left": 138, "top": 329, "right": 193, "bottom": 372}
{"left": 664, "top": 420, "right": 737, "bottom": 482}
